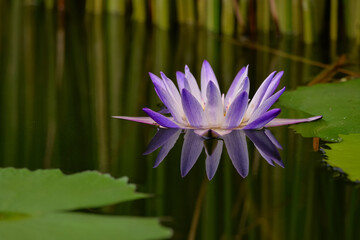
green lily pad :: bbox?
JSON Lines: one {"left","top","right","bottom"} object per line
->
{"left": 0, "top": 168, "right": 146, "bottom": 213}
{"left": 0, "top": 168, "right": 172, "bottom": 240}
{"left": 277, "top": 79, "right": 360, "bottom": 142}
{"left": 326, "top": 134, "right": 360, "bottom": 182}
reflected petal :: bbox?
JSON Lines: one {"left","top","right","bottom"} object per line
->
{"left": 245, "top": 130, "right": 283, "bottom": 167}
{"left": 205, "top": 140, "right": 223, "bottom": 180}
{"left": 223, "top": 131, "right": 249, "bottom": 178}
{"left": 144, "top": 128, "right": 287, "bottom": 180}
{"left": 264, "top": 129, "right": 282, "bottom": 150}
{"left": 181, "top": 130, "right": 204, "bottom": 177}
{"left": 143, "top": 129, "right": 181, "bottom": 155}
{"left": 153, "top": 131, "right": 182, "bottom": 168}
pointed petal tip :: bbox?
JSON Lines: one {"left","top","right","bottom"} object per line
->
{"left": 149, "top": 72, "right": 163, "bottom": 85}
{"left": 203, "top": 59, "right": 209, "bottom": 65}
{"left": 312, "top": 115, "right": 323, "bottom": 120}
{"left": 112, "top": 115, "right": 156, "bottom": 125}
{"left": 160, "top": 71, "right": 166, "bottom": 79}
{"left": 148, "top": 72, "right": 157, "bottom": 78}
{"left": 265, "top": 115, "right": 323, "bottom": 127}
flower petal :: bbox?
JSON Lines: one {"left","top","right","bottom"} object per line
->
{"left": 225, "top": 65, "right": 248, "bottom": 107}
{"left": 223, "top": 91, "right": 248, "bottom": 129}
{"left": 160, "top": 72, "right": 183, "bottom": 110}
{"left": 181, "top": 130, "right": 203, "bottom": 177}
{"left": 176, "top": 71, "right": 185, "bottom": 92}
{"left": 181, "top": 89, "right": 207, "bottom": 128}
{"left": 248, "top": 87, "right": 286, "bottom": 123}
{"left": 143, "top": 108, "right": 180, "bottom": 128}
{"left": 201, "top": 60, "right": 219, "bottom": 101}
{"left": 223, "top": 130, "right": 249, "bottom": 178}
{"left": 265, "top": 115, "right": 323, "bottom": 127}
{"left": 205, "top": 81, "right": 224, "bottom": 126}
{"left": 244, "top": 71, "right": 276, "bottom": 120}
{"left": 205, "top": 140, "right": 223, "bottom": 180}
{"left": 149, "top": 72, "right": 165, "bottom": 90}
{"left": 185, "top": 65, "right": 202, "bottom": 104}
{"left": 233, "top": 76, "right": 250, "bottom": 98}
{"left": 150, "top": 73, "right": 184, "bottom": 123}
{"left": 244, "top": 108, "right": 281, "bottom": 129}
{"left": 112, "top": 116, "right": 156, "bottom": 125}
{"left": 260, "top": 71, "right": 283, "bottom": 104}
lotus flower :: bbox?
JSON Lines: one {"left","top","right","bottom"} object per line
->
{"left": 144, "top": 128, "right": 284, "bottom": 180}
{"left": 114, "top": 60, "right": 321, "bottom": 136}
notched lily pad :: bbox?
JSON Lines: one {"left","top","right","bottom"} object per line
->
{"left": 277, "top": 79, "right": 360, "bottom": 142}
{"left": 326, "top": 134, "right": 360, "bottom": 182}
{"left": 0, "top": 168, "right": 147, "bottom": 213}
{"left": 0, "top": 168, "right": 172, "bottom": 240}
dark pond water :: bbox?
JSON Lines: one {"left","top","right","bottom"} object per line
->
{"left": 1, "top": 6, "right": 360, "bottom": 240}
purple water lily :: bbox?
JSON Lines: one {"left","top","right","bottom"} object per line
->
{"left": 114, "top": 60, "right": 322, "bottom": 136}
{"left": 144, "top": 128, "right": 284, "bottom": 180}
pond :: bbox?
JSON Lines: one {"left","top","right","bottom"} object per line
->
{"left": 0, "top": 6, "right": 359, "bottom": 240}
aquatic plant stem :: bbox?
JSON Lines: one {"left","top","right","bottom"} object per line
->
{"left": 302, "top": 0, "right": 313, "bottom": 43}
{"left": 175, "top": 0, "right": 185, "bottom": 23}
{"left": 197, "top": 0, "right": 206, "bottom": 27}
{"left": 206, "top": 0, "right": 221, "bottom": 33}
{"left": 155, "top": 0, "right": 170, "bottom": 29}
{"left": 44, "top": 0, "right": 55, "bottom": 9}
{"left": 330, "top": 0, "right": 338, "bottom": 41}
{"left": 94, "top": 0, "right": 103, "bottom": 14}
{"left": 291, "top": 0, "right": 301, "bottom": 35}
{"left": 132, "top": 0, "right": 146, "bottom": 22}
{"left": 85, "top": 0, "right": 94, "bottom": 12}
{"left": 106, "top": 0, "right": 126, "bottom": 14}
{"left": 185, "top": 0, "right": 195, "bottom": 24}
{"left": 188, "top": 179, "right": 208, "bottom": 240}
{"left": 256, "top": 0, "right": 270, "bottom": 32}
{"left": 222, "top": 0, "right": 235, "bottom": 35}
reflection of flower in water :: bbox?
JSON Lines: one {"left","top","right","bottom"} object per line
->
{"left": 144, "top": 129, "right": 284, "bottom": 180}
{"left": 114, "top": 60, "right": 321, "bottom": 136}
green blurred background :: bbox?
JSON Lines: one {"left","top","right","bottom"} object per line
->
{"left": 1, "top": 1, "right": 360, "bottom": 239}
